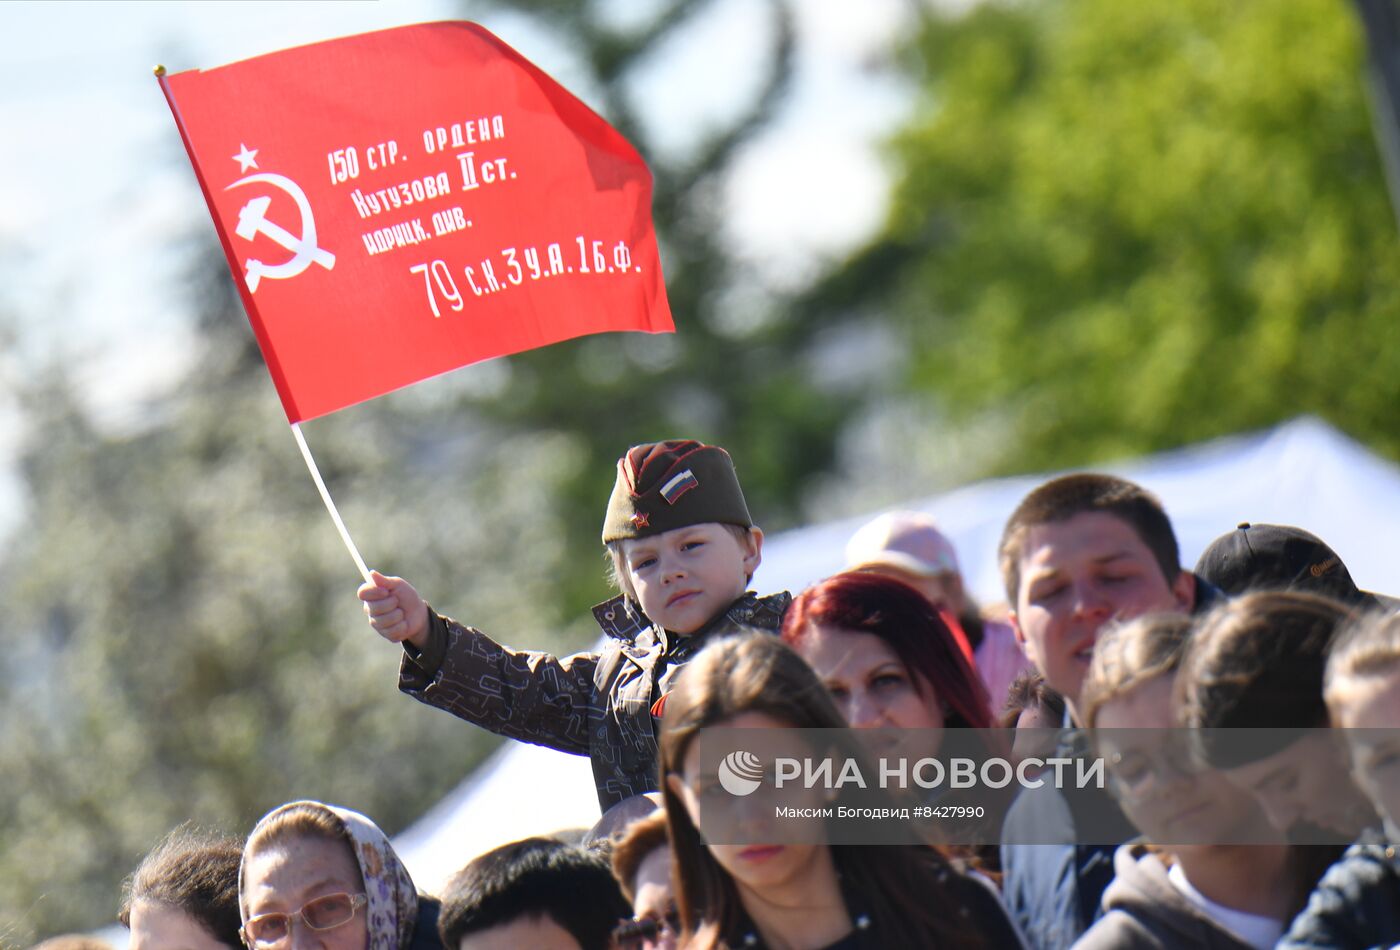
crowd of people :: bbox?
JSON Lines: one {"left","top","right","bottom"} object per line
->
{"left": 58, "top": 439, "right": 1400, "bottom": 949}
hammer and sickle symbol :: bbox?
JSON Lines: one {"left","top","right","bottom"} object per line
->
{"left": 225, "top": 173, "right": 336, "bottom": 292}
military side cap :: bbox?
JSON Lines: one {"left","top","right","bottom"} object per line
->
{"left": 602, "top": 440, "right": 752, "bottom": 542}
{"left": 1195, "top": 522, "right": 1383, "bottom": 609}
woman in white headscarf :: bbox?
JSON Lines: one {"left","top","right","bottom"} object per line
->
{"left": 239, "top": 800, "right": 441, "bottom": 950}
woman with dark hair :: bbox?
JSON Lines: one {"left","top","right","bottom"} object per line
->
{"left": 658, "top": 631, "right": 1023, "bottom": 949}
{"left": 119, "top": 825, "right": 242, "bottom": 949}
{"left": 1177, "top": 590, "right": 1374, "bottom": 840}
{"left": 240, "top": 800, "right": 442, "bottom": 950}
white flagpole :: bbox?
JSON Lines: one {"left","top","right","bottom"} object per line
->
{"left": 290, "top": 422, "right": 371, "bottom": 582}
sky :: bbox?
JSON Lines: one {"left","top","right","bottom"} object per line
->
{"left": 0, "top": 0, "right": 913, "bottom": 539}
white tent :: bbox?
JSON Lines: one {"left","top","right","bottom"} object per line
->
{"left": 392, "top": 417, "right": 1400, "bottom": 892}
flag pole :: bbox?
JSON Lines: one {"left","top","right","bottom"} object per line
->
{"left": 291, "top": 423, "right": 371, "bottom": 582}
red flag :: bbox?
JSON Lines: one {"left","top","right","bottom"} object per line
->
{"left": 160, "top": 22, "right": 673, "bottom": 423}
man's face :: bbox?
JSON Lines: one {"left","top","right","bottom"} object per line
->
{"left": 1010, "top": 511, "right": 1193, "bottom": 707}
{"left": 621, "top": 523, "right": 762, "bottom": 634}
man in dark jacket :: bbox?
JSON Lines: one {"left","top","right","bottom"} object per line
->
{"left": 360, "top": 440, "right": 789, "bottom": 811}
{"left": 997, "top": 473, "right": 1220, "bottom": 950}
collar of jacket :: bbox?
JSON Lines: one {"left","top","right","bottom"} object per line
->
{"left": 591, "top": 590, "right": 792, "bottom": 646}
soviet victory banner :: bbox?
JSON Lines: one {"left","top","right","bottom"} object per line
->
{"left": 159, "top": 21, "right": 674, "bottom": 423}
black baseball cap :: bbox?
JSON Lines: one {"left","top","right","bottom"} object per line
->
{"left": 1195, "top": 522, "right": 1392, "bottom": 610}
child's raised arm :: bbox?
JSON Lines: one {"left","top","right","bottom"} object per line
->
{"left": 358, "top": 570, "right": 430, "bottom": 650}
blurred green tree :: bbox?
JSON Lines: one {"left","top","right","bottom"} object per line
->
{"left": 817, "top": 0, "right": 1400, "bottom": 477}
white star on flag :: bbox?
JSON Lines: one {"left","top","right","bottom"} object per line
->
{"left": 232, "top": 143, "right": 259, "bottom": 172}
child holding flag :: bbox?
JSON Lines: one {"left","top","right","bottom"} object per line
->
{"left": 358, "top": 440, "right": 789, "bottom": 811}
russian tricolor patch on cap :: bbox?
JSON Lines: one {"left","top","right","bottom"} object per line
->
{"left": 660, "top": 468, "right": 699, "bottom": 505}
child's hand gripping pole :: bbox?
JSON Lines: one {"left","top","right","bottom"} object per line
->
{"left": 358, "top": 571, "right": 430, "bottom": 649}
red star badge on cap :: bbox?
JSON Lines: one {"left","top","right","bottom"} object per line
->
{"left": 631, "top": 512, "right": 650, "bottom": 529}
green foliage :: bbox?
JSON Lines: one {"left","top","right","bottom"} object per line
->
{"left": 860, "top": 0, "right": 1400, "bottom": 471}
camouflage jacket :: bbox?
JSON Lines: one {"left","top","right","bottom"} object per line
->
{"left": 398, "top": 590, "right": 792, "bottom": 812}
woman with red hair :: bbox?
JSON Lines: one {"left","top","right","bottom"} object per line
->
{"left": 781, "top": 570, "right": 995, "bottom": 737}
{"left": 781, "top": 571, "right": 1009, "bottom": 858}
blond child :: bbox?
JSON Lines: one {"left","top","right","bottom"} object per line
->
{"left": 1324, "top": 610, "right": 1400, "bottom": 836}
{"left": 1279, "top": 610, "right": 1400, "bottom": 948}
{"left": 358, "top": 440, "right": 788, "bottom": 811}
{"left": 1077, "top": 614, "right": 1306, "bottom": 950}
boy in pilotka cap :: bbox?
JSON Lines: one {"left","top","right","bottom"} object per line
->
{"left": 359, "top": 439, "right": 790, "bottom": 811}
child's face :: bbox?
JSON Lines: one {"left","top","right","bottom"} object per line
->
{"left": 1335, "top": 675, "right": 1400, "bottom": 839}
{"left": 1222, "top": 730, "right": 1368, "bottom": 837}
{"left": 1097, "top": 675, "right": 1275, "bottom": 847}
{"left": 620, "top": 523, "right": 761, "bottom": 634}
{"left": 1010, "top": 511, "right": 1193, "bottom": 710}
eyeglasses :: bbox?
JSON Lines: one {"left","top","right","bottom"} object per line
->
{"left": 610, "top": 905, "right": 681, "bottom": 950}
{"left": 241, "top": 892, "right": 367, "bottom": 947}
